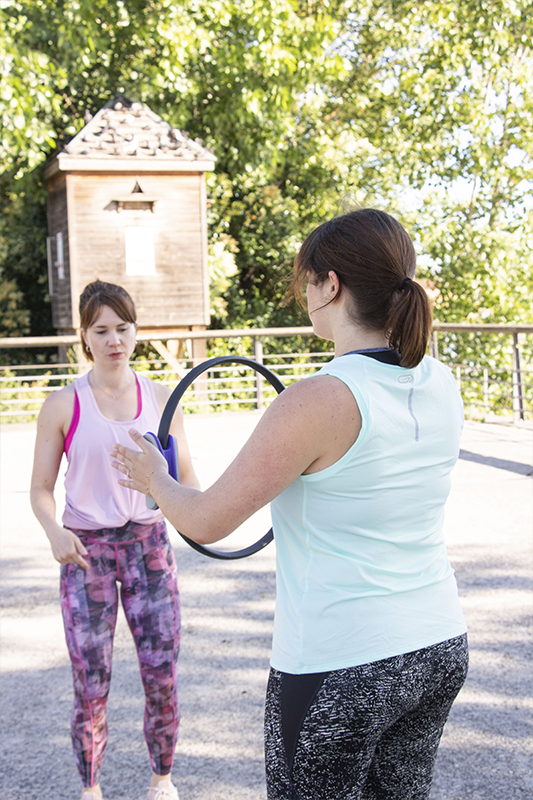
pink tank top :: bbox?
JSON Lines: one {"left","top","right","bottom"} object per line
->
{"left": 62, "top": 371, "right": 164, "bottom": 529}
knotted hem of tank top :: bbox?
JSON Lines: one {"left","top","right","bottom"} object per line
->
{"left": 65, "top": 519, "right": 165, "bottom": 545}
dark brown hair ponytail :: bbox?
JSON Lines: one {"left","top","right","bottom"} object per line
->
{"left": 288, "top": 209, "right": 433, "bottom": 368}
{"left": 386, "top": 278, "right": 433, "bottom": 368}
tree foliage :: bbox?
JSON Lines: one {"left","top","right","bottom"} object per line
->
{"left": 1, "top": 0, "right": 349, "bottom": 337}
{"left": 0, "top": 0, "right": 531, "bottom": 356}
{"left": 329, "top": 0, "right": 533, "bottom": 330}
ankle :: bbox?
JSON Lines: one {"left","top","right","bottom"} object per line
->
{"left": 151, "top": 774, "right": 171, "bottom": 788}
{"left": 81, "top": 786, "right": 102, "bottom": 800}
{"left": 147, "top": 777, "right": 178, "bottom": 800}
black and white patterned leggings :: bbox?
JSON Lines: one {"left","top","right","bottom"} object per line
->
{"left": 264, "top": 634, "right": 468, "bottom": 800}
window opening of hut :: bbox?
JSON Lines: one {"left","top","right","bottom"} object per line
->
{"left": 124, "top": 226, "right": 156, "bottom": 276}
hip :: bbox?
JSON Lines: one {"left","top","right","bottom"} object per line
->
{"left": 67, "top": 517, "right": 168, "bottom": 545}
{"left": 60, "top": 518, "right": 177, "bottom": 585}
{"left": 271, "top": 575, "right": 467, "bottom": 673}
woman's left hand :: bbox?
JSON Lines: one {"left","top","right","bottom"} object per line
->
{"left": 111, "top": 428, "right": 169, "bottom": 495}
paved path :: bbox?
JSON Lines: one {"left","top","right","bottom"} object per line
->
{"left": 0, "top": 416, "right": 531, "bottom": 800}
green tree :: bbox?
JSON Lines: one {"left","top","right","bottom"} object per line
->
{"left": 0, "top": 0, "right": 531, "bottom": 357}
{"left": 0, "top": 0, "right": 349, "bottom": 338}
{"left": 327, "top": 0, "right": 533, "bottom": 331}
{"left": 0, "top": 170, "right": 51, "bottom": 332}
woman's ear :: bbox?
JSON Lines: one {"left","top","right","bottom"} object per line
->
{"left": 327, "top": 270, "right": 341, "bottom": 300}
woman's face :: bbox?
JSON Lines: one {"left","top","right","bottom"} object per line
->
{"left": 306, "top": 276, "right": 325, "bottom": 316}
{"left": 305, "top": 271, "right": 338, "bottom": 339}
{"left": 82, "top": 305, "right": 137, "bottom": 367}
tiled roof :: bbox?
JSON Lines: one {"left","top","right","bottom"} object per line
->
{"left": 62, "top": 95, "right": 216, "bottom": 162}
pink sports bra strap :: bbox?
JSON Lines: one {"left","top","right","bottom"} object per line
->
{"left": 135, "top": 372, "right": 141, "bottom": 417}
{"left": 64, "top": 388, "right": 80, "bottom": 456}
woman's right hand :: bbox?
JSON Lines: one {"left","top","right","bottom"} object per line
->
{"left": 48, "top": 525, "right": 90, "bottom": 570}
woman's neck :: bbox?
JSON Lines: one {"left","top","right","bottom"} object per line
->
{"left": 88, "top": 365, "right": 138, "bottom": 417}
{"left": 89, "top": 364, "right": 134, "bottom": 392}
{"left": 313, "top": 291, "right": 389, "bottom": 357}
{"left": 332, "top": 322, "right": 389, "bottom": 358}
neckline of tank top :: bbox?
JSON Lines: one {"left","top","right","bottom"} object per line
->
{"left": 340, "top": 348, "right": 402, "bottom": 365}
{"left": 84, "top": 370, "right": 143, "bottom": 421}
{"left": 88, "top": 369, "right": 137, "bottom": 400}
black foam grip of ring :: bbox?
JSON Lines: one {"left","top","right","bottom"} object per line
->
{"left": 157, "top": 356, "right": 286, "bottom": 560}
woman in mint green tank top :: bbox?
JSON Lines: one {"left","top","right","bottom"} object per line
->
{"left": 113, "top": 210, "right": 468, "bottom": 800}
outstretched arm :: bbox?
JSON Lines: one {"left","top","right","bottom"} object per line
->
{"left": 111, "top": 375, "right": 361, "bottom": 545}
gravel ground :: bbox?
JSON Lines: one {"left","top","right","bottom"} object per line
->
{"left": 0, "top": 415, "right": 531, "bottom": 800}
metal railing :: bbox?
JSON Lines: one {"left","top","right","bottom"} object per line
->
{"left": 0, "top": 324, "right": 531, "bottom": 423}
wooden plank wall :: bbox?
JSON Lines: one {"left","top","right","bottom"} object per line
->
{"left": 65, "top": 172, "right": 210, "bottom": 330}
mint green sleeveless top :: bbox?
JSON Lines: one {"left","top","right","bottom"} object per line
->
{"left": 270, "top": 354, "right": 467, "bottom": 674}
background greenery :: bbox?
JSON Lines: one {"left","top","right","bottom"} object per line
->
{"left": 1, "top": 0, "right": 531, "bottom": 367}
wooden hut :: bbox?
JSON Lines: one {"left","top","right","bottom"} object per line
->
{"left": 42, "top": 95, "right": 216, "bottom": 365}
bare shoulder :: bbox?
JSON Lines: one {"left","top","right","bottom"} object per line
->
{"left": 35, "top": 382, "right": 76, "bottom": 446}
{"left": 150, "top": 379, "right": 172, "bottom": 403}
{"left": 270, "top": 373, "right": 358, "bottom": 418}
{"left": 150, "top": 379, "right": 175, "bottom": 413}
{"left": 266, "top": 374, "right": 361, "bottom": 473}
{"left": 148, "top": 378, "right": 187, "bottom": 424}
{"left": 256, "top": 373, "right": 361, "bottom": 450}
{"left": 38, "top": 381, "right": 76, "bottom": 421}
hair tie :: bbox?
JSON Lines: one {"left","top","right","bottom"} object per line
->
{"left": 399, "top": 276, "right": 413, "bottom": 291}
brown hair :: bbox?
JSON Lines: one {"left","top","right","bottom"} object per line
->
{"left": 79, "top": 280, "right": 137, "bottom": 362}
{"left": 288, "top": 209, "right": 433, "bottom": 368}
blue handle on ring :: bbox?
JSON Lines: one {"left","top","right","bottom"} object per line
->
{"left": 144, "top": 432, "right": 179, "bottom": 510}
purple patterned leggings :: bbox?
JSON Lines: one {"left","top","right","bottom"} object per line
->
{"left": 60, "top": 519, "right": 180, "bottom": 788}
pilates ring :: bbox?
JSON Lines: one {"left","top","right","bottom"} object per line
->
{"left": 156, "top": 356, "right": 285, "bottom": 560}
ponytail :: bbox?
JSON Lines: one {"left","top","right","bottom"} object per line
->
{"left": 387, "top": 279, "right": 433, "bottom": 369}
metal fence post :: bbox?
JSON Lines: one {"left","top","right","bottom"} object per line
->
{"left": 191, "top": 333, "right": 209, "bottom": 405}
{"left": 253, "top": 336, "right": 264, "bottom": 410}
{"left": 512, "top": 333, "right": 525, "bottom": 422}
{"left": 430, "top": 332, "right": 439, "bottom": 360}
{"left": 483, "top": 368, "right": 489, "bottom": 408}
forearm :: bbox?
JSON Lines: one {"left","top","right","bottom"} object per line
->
{"left": 31, "top": 485, "right": 90, "bottom": 568}
{"left": 30, "top": 487, "right": 63, "bottom": 539}
{"left": 149, "top": 471, "right": 234, "bottom": 544}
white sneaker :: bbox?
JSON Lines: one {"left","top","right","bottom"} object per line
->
{"left": 147, "top": 780, "right": 179, "bottom": 800}
{"left": 80, "top": 792, "right": 102, "bottom": 800}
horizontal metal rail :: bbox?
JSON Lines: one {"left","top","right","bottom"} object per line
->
{"left": 0, "top": 325, "right": 531, "bottom": 423}
{"left": 1, "top": 323, "right": 533, "bottom": 350}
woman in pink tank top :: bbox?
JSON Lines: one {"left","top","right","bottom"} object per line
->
{"left": 31, "top": 281, "right": 199, "bottom": 800}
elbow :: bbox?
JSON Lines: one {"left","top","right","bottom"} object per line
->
{"left": 155, "top": 484, "right": 236, "bottom": 544}
{"left": 175, "top": 517, "right": 235, "bottom": 546}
